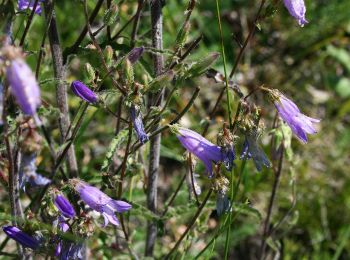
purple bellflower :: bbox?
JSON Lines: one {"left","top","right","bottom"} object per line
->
{"left": 72, "top": 179, "right": 132, "bottom": 227}
{"left": 55, "top": 195, "right": 76, "bottom": 219}
{"left": 216, "top": 194, "right": 231, "bottom": 217}
{"left": 240, "top": 135, "right": 270, "bottom": 172}
{"left": 128, "top": 46, "right": 145, "bottom": 64}
{"left": 176, "top": 127, "right": 222, "bottom": 177}
{"left": 71, "top": 81, "right": 98, "bottom": 104}
{"left": 58, "top": 241, "right": 83, "bottom": 260}
{"left": 222, "top": 147, "right": 235, "bottom": 171}
{"left": 274, "top": 93, "right": 320, "bottom": 143}
{"left": 130, "top": 105, "right": 148, "bottom": 144}
{"left": 3, "top": 226, "right": 39, "bottom": 250}
{"left": 283, "top": 0, "right": 308, "bottom": 26}
{"left": 6, "top": 58, "right": 41, "bottom": 116}
{"left": 19, "top": 154, "right": 51, "bottom": 190}
{"left": 18, "top": 0, "right": 44, "bottom": 15}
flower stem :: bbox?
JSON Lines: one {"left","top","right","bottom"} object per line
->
{"left": 215, "top": 0, "right": 233, "bottom": 129}
{"left": 165, "top": 189, "right": 213, "bottom": 259}
{"left": 145, "top": 0, "right": 165, "bottom": 256}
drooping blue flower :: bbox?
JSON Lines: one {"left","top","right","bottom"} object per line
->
{"left": 6, "top": 58, "right": 41, "bottom": 116}
{"left": 221, "top": 145, "right": 235, "bottom": 171}
{"left": 216, "top": 194, "right": 231, "bottom": 217}
{"left": 240, "top": 138, "right": 252, "bottom": 160}
{"left": 240, "top": 134, "right": 270, "bottom": 172}
{"left": 19, "top": 154, "right": 51, "bottom": 190}
{"left": 55, "top": 195, "right": 76, "bottom": 219}
{"left": 283, "top": 0, "right": 308, "bottom": 26}
{"left": 176, "top": 127, "right": 222, "bottom": 177}
{"left": 130, "top": 105, "right": 149, "bottom": 144}
{"left": 71, "top": 81, "right": 98, "bottom": 104}
{"left": 58, "top": 241, "right": 84, "bottom": 260}
{"left": 128, "top": 46, "right": 145, "bottom": 64}
{"left": 274, "top": 93, "right": 320, "bottom": 143}
{"left": 2, "top": 226, "right": 39, "bottom": 250}
{"left": 18, "top": 0, "right": 44, "bottom": 15}
{"left": 186, "top": 171, "right": 202, "bottom": 197}
{"left": 72, "top": 179, "right": 132, "bottom": 227}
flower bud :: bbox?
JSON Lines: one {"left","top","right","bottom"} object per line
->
{"left": 71, "top": 80, "right": 98, "bottom": 104}
{"left": 128, "top": 46, "right": 144, "bottom": 64}
{"left": 84, "top": 63, "right": 95, "bottom": 83}
{"left": 6, "top": 58, "right": 41, "bottom": 116}
{"left": 3, "top": 226, "right": 39, "bottom": 250}
{"left": 54, "top": 195, "right": 76, "bottom": 219}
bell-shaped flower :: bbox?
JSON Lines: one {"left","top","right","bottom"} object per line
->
{"left": 3, "top": 226, "right": 39, "bottom": 250}
{"left": 55, "top": 195, "right": 76, "bottom": 219}
{"left": 71, "top": 81, "right": 98, "bottom": 104}
{"left": 56, "top": 240, "right": 83, "bottom": 260}
{"left": 18, "top": 0, "right": 44, "bottom": 15}
{"left": 283, "top": 0, "right": 308, "bottom": 26}
{"left": 19, "top": 154, "right": 51, "bottom": 190}
{"left": 6, "top": 58, "right": 41, "bottom": 116}
{"left": 216, "top": 194, "right": 231, "bottom": 217}
{"left": 274, "top": 93, "right": 320, "bottom": 143}
{"left": 240, "top": 134, "right": 270, "bottom": 172}
{"left": 130, "top": 105, "right": 148, "bottom": 144}
{"left": 176, "top": 127, "right": 222, "bottom": 177}
{"left": 72, "top": 179, "right": 131, "bottom": 227}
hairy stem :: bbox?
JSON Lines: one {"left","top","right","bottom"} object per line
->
{"left": 145, "top": 0, "right": 164, "bottom": 256}
{"left": 44, "top": 0, "right": 79, "bottom": 178}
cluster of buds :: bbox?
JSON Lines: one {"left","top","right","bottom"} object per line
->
{"left": 238, "top": 106, "right": 271, "bottom": 172}
{"left": 217, "top": 123, "right": 237, "bottom": 171}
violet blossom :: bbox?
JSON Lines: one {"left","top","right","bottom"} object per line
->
{"left": 240, "top": 134, "right": 270, "bottom": 172}
{"left": 283, "top": 0, "right": 308, "bottom": 26}
{"left": 18, "top": 0, "right": 44, "bottom": 15}
{"left": 71, "top": 179, "right": 131, "bottom": 227}
{"left": 130, "top": 105, "right": 148, "bottom": 144}
{"left": 216, "top": 194, "right": 231, "bottom": 217}
{"left": 55, "top": 195, "right": 76, "bottom": 219}
{"left": 274, "top": 93, "right": 320, "bottom": 143}
{"left": 58, "top": 241, "right": 84, "bottom": 260}
{"left": 71, "top": 81, "right": 98, "bottom": 104}
{"left": 3, "top": 226, "right": 39, "bottom": 250}
{"left": 6, "top": 58, "right": 41, "bottom": 116}
{"left": 19, "top": 154, "right": 51, "bottom": 190}
{"left": 176, "top": 127, "right": 222, "bottom": 177}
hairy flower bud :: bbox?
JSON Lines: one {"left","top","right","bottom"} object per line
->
{"left": 3, "top": 226, "right": 39, "bottom": 249}
{"left": 128, "top": 46, "right": 144, "bottom": 64}
{"left": 71, "top": 80, "right": 98, "bottom": 104}
{"left": 130, "top": 105, "right": 148, "bottom": 144}
{"left": 55, "top": 195, "right": 76, "bottom": 219}
{"left": 6, "top": 58, "right": 41, "bottom": 116}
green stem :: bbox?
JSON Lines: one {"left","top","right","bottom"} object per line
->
{"left": 215, "top": 0, "right": 233, "bottom": 129}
